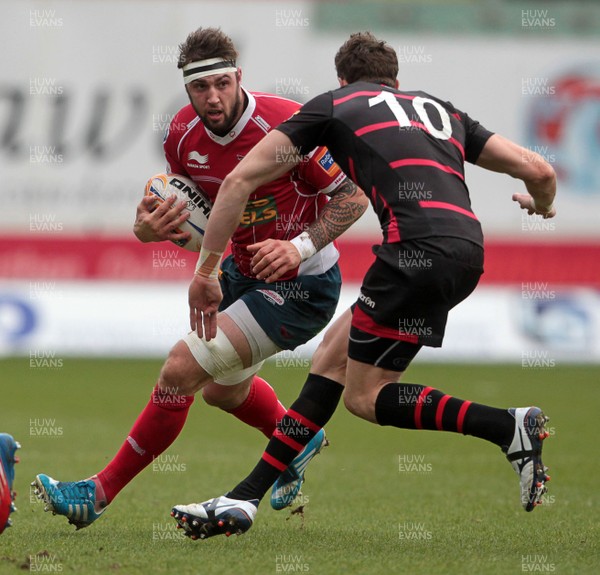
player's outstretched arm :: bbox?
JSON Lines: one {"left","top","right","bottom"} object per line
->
{"left": 203, "top": 130, "right": 304, "bottom": 255}
{"left": 188, "top": 130, "right": 302, "bottom": 339}
{"left": 475, "top": 134, "right": 557, "bottom": 218}
{"left": 248, "top": 179, "right": 369, "bottom": 282}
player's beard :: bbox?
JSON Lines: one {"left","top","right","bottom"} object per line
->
{"left": 196, "top": 89, "right": 245, "bottom": 137}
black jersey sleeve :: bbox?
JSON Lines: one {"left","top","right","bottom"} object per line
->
{"left": 426, "top": 96, "right": 494, "bottom": 165}
{"left": 458, "top": 110, "right": 495, "bottom": 164}
{"left": 276, "top": 92, "right": 333, "bottom": 155}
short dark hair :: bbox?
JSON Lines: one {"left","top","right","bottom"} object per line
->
{"left": 177, "top": 27, "right": 238, "bottom": 69}
{"left": 334, "top": 32, "right": 398, "bottom": 87}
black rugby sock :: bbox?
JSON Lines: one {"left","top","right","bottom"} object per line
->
{"left": 228, "top": 374, "right": 343, "bottom": 502}
{"left": 374, "top": 382, "right": 513, "bottom": 447}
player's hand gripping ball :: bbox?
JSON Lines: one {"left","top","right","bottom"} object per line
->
{"left": 144, "top": 173, "right": 212, "bottom": 252}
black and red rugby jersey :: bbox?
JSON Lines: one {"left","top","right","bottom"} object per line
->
{"left": 276, "top": 81, "right": 494, "bottom": 248}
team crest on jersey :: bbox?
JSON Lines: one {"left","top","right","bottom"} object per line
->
{"left": 315, "top": 149, "right": 338, "bottom": 176}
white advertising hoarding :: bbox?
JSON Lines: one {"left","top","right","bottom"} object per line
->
{"left": 1, "top": 282, "right": 597, "bottom": 363}
{"left": 1, "top": 1, "right": 599, "bottom": 239}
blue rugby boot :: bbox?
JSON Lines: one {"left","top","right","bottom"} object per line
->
{"left": 32, "top": 474, "right": 106, "bottom": 529}
{"left": 270, "top": 428, "right": 328, "bottom": 510}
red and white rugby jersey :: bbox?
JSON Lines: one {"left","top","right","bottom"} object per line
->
{"left": 163, "top": 88, "right": 347, "bottom": 280}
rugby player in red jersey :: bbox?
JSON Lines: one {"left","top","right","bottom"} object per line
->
{"left": 33, "top": 28, "right": 368, "bottom": 529}
{"left": 171, "top": 32, "right": 556, "bottom": 539}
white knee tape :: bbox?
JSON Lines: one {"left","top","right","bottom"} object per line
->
{"left": 214, "top": 360, "right": 265, "bottom": 386}
{"left": 182, "top": 330, "right": 265, "bottom": 387}
{"left": 183, "top": 329, "right": 244, "bottom": 383}
{"left": 223, "top": 299, "right": 281, "bottom": 363}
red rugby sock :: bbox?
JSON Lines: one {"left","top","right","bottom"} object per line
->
{"left": 95, "top": 384, "right": 194, "bottom": 505}
{"left": 227, "top": 376, "right": 287, "bottom": 438}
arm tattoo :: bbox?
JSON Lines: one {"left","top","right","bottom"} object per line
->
{"left": 305, "top": 179, "right": 368, "bottom": 251}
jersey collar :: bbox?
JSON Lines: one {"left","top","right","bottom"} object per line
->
{"left": 203, "top": 87, "right": 256, "bottom": 146}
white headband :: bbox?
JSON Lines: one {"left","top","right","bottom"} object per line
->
{"left": 182, "top": 58, "right": 237, "bottom": 84}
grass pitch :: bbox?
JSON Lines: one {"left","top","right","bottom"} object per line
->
{"left": 0, "top": 358, "right": 598, "bottom": 574}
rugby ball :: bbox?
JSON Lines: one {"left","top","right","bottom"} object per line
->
{"left": 144, "top": 173, "right": 212, "bottom": 252}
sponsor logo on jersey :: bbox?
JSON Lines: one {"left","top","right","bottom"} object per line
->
{"left": 257, "top": 289, "right": 285, "bottom": 306}
{"left": 187, "top": 151, "right": 210, "bottom": 169}
{"left": 239, "top": 196, "right": 277, "bottom": 226}
{"left": 315, "top": 148, "right": 338, "bottom": 177}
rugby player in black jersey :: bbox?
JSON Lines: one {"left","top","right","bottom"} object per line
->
{"left": 172, "top": 32, "right": 556, "bottom": 539}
